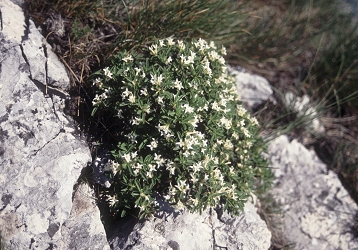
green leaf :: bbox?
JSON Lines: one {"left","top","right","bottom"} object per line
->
{"left": 139, "top": 139, "right": 148, "bottom": 150}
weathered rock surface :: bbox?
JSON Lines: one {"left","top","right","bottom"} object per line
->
{"left": 109, "top": 196, "right": 271, "bottom": 250}
{"left": 0, "top": 0, "right": 109, "bottom": 249}
{"left": 268, "top": 135, "right": 358, "bottom": 249}
{"left": 229, "top": 66, "right": 276, "bottom": 110}
{"left": 62, "top": 183, "right": 109, "bottom": 250}
{"left": 4, "top": 1, "right": 356, "bottom": 249}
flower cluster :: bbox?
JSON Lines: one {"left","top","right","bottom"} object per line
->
{"left": 91, "top": 38, "right": 270, "bottom": 218}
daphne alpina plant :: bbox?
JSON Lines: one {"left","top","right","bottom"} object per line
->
{"left": 91, "top": 38, "right": 270, "bottom": 218}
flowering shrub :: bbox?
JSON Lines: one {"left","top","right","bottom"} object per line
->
{"left": 91, "top": 38, "right": 269, "bottom": 218}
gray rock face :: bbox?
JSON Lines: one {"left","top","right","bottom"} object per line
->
{"left": 229, "top": 66, "right": 276, "bottom": 110}
{"left": 268, "top": 135, "right": 358, "bottom": 249}
{"left": 21, "top": 19, "right": 70, "bottom": 90}
{"left": 0, "top": 0, "right": 109, "bottom": 249}
{"left": 62, "top": 183, "right": 110, "bottom": 250}
{"left": 109, "top": 196, "right": 272, "bottom": 250}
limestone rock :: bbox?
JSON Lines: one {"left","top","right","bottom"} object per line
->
{"left": 21, "top": 19, "right": 70, "bottom": 90}
{"left": 0, "top": 0, "right": 24, "bottom": 43}
{"left": 109, "top": 197, "right": 271, "bottom": 250}
{"left": 0, "top": 0, "right": 109, "bottom": 249}
{"left": 267, "top": 135, "right": 358, "bottom": 249}
{"left": 62, "top": 183, "right": 110, "bottom": 250}
{"left": 229, "top": 66, "right": 276, "bottom": 110}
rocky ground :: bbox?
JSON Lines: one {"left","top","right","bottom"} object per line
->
{"left": 1, "top": 0, "right": 358, "bottom": 249}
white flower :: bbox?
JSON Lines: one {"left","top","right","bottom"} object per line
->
{"left": 220, "top": 45, "right": 227, "bottom": 55}
{"left": 167, "top": 37, "right": 175, "bottom": 46}
{"left": 208, "top": 50, "right": 220, "bottom": 61}
{"left": 201, "top": 57, "right": 212, "bottom": 76}
{"left": 176, "top": 139, "right": 185, "bottom": 148}
{"left": 193, "top": 38, "right": 210, "bottom": 53}
{"left": 242, "top": 127, "right": 251, "bottom": 138}
{"left": 165, "top": 56, "right": 172, "bottom": 65}
{"left": 163, "top": 194, "right": 171, "bottom": 201}
{"left": 173, "top": 79, "right": 183, "bottom": 90}
{"left": 190, "top": 162, "right": 203, "bottom": 173}
{"left": 204, "top": 173, "right": 209, "bottom": 181}
{"left": 190, "top": 173, "right": 199, "bottom": 184}
{"left": 103, "top": 67, "right": 113, "bottom": 79}
{"left": 122, "top": 153, "right": 131, "bottom": 162}
{"left": 143, "top": 105, "right": 151, "bottom": 114}
{"left": 135, "top": 162, "right": 143, "bottom": 169}
{"left": 93, "top": 78, "right": 102, "bottom": 87}
{"left": 150, "top": 74, "right": 164, "bottom": 86}
{"left": 147, "top": 138, "right": 158, "bottom": 151}
{"left": 218, "top": 57, "right": 225, "bottom": 65}
{"left": 180, "top": 54, "right": 186, "bottom": 64}
{"left": 92, "top": 94, "right": 103, "bottom": 105}
{"left": 197, "top": 131, "right": 205, "bottom": 140}
{"left": 209, "top": 41, "right": 217, "bottom": 49}
{"left": 104, "top": 160, "right": 119, "bottom": 176}
{"left": 176, "top": 180, "right": 189, "bottom": 193}
{"left": 189, "top": 116, "right": 199, "bottom": 128}
{"left": 122, "top": 55, "right": 133, "bottom": 62}
{"left": 224, "top": 139, "right": 233, "bottom": 150}
{"left": 182, "top": 103, "right": 194, "bottom": 113}
{"left": 183, "top": 150, "right": 190, "bottom": 158}
{"left": 156, "top": 123, "right": 172, "bottom": 140}
{"left": 219, "top": 97, "right": 227, "bottom": 107}
{"left": 190, "top": 197, "right": 199, "bottom": 206}
{"left": 149, "top": 44, "right": 158, "bottom": 55}
{"left": 122, "top": 88, "right": 131, "bottom": 98}
{"left": 177, "top": 40, "right": 185, "bottom": 50}
{"left": 240, "top": 120, "right": 245, "bottom": 127}
{"left": 212, "top": 101, "right": 221, "bottom": 111}
{"left": 237, "top": 106, "right": 246, "bottom": 116}
{"left": 159, "top": 39, "right": 166, "bottom": 47}
{"left": 175, "top": 200, "right": 185, "bottom": 210}
{"left": 140, "top": 88, "right": 148, "bottom": 96}
{"left": 246, "top": 141, "right": 252, "bottom": 148}
{"left": 157, "top": 96, "right": 164, "bottom": 105}
{"left": 107, "top": 195, "right": 118, "bottom": 206}
{"left": 148, "top": 164, "right": 156, "bottom": 172}
{"left": 134, "top": 67, "right": 142, "bottom": 75}
{"left": 154, "top": 153, "right": 165, "bottom": 167}
{"left": 250, "top": 117, "right": 259, "bottom": 125}
{"left": 185, "top": 135, "right": 198, "bottom": 149}
{"left": 180, "top": 51, "right": 196, "bottom": 65}
{"left": 166, "top": 161, "right": 176, "bottom": 175}
{"left": 128, "top": 94, "right": 135, "bottom": 103}
{"left": 130, "top": 117, "right": 141, "bottom": 125}
{"left": 220, "top": 117, "right": 232, "bottom": 130}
